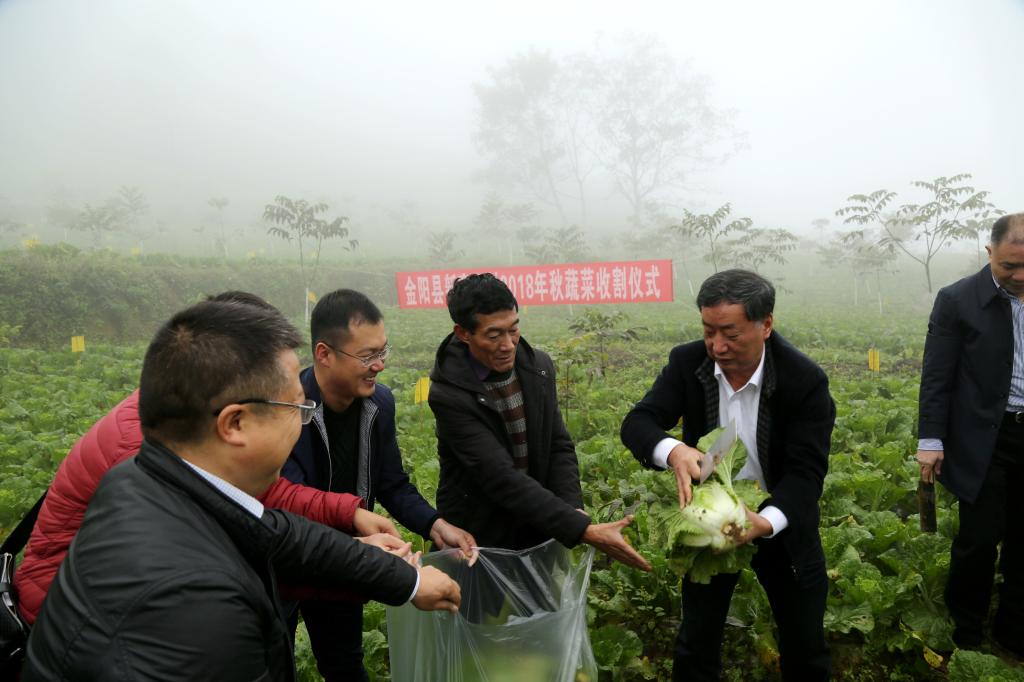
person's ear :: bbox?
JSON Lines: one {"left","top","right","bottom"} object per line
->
{"left": 214, "top": 404, "right": 248, "bottom": 446}
{"left": 761, "top": 313, "right": 773, "bottom": 339}
{"left": 453, "top": 324, "right": 471, "bottom": 344}
{"left": 313, "top": 341, "right": 333, "bottom": 367}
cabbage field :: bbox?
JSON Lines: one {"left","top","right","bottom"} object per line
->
{"left": 2, "top": 295, "right": 1022, "bottom": 681}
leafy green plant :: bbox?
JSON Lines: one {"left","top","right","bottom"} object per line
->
{"left": 651, "top": 428, "right": 768, "bottom": 583}
{"left": 947, "top": 649, "right": 1024, "bottom": 682}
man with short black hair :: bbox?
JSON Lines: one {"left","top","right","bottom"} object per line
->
{"left": 284, "top": 288, "right": 475, "bottom": 681}
{"left": 429, "top": 273, "right": 651, "bottom": 569}
{"left": 916, "top": 213, "right": 1024, "bottom": 657}
{"left": 622, "top": 269, "right": 834, "bottom": 681}
{"left": 15, "top": 291, "right": 402, "bottom": 627}
{"left": 24, "top": 300, "right": 460, "bottom": 681}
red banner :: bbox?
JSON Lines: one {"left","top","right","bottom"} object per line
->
{"left": 396, "top": 260, "right": 673, "bottom": 309}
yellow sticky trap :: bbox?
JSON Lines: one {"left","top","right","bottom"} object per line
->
{"left": 307, "top": 290, "right": 318, "bottom": 303}
{"left": 414, "top": 377, "right": 431, "bottom": 404}
{"left": 868, "top": 349, "right": 880, "bottom": 372}
{"left": 130, "top": 246, "right": 142, "bottom": 256}
{"left": 247, "top": 251, "right": 257, "bottom": 259}
{"left": 22, "top": 238, "right": 40, "bottom": 249}
{"left": 71, "top": 336, "right": 86, "bottom": 353}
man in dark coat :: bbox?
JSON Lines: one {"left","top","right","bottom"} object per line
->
{"left": 429, "top": 273, "right": 650, "bottom": 570}
{"left": 916, "top": 212, "right": 1024, "bottom": 656}
{"left": 282, "top": 289, "right": 476, "bottom": 681}
{"left": 621, "top": 269, "right": 834, "bottom": 682}
{"left": 24, "top": 300, "right": 461, "bottom": 682}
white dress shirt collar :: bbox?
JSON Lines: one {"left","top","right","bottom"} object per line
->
{"left": 713, "top": 344, "right": 767, "bottom": 395}
{"left": 181, "top": 459, "right": 265, "bottom": 519}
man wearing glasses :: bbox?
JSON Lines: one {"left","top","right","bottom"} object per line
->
{"left": 282, "top": 288, "right": 475, "bottom": 682}
{"left": 15, "top": 291, "right": 404, "bottom": 632}
{"left": 24, "top": 300, "right": 461, "bottom": 681}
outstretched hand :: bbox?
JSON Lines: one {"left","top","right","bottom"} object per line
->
{"left": 582, "top": 516, "right": 651, "bottom": 572}
{"left": 353, "top": 508, "right": 401, "bottom": 539}
{"left": 356, "top": 533, "right": 412, "bottom": 557}
{"left": 430, "top": 518, "right": 479, "bottom": 566}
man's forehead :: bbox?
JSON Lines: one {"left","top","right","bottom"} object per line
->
{"left": 702, "top": 319, "right": 741, "bottom": 329}
{"left": 477, "top": 310, "right": 519, "bottom": 330}
{"left": 700, "top": 303, "right": 750, "bottom": 323}
{"left": 993, "top": 241, "right": 1024, "bottom": 263}
{"left": 346, "top": 320, "right": 387, "bottom": 346}
{"left": 483, "top": 318, "right": 519, "bottom": 331}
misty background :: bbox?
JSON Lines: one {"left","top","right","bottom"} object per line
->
{"left": 0, "top": 0, "right": 1019, "bottom": 264}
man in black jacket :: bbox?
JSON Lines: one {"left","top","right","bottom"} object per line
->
{"left": 621, "top": 269, "right": 834, "bottom": 681}
{"left": 916, "top": 213, "right": 1024, "bottom": 656}
{"left": 429, "top": 273, "right": 650, "bottom": 570}
{"left": 24, "top": 300, "right": 461, "bottom": 682}
{"left": 282, "top": 289, "right": 476, "bottom": 681}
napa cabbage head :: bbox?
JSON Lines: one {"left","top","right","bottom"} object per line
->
{"left": 670, "top": 482, "right": 748, "bottom": 550}
{"left": 653, "top": 427, "right": 768, "bottom": 583}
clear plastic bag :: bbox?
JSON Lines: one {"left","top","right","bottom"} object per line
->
{"left": 386, "top": 539, "right": 597, "bottom": 682}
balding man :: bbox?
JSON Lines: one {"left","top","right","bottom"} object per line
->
{"left": 916, "top": 213, "right": 1024, "bottom": 657}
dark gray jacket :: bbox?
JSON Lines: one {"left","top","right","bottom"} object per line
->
{"left": 919, "top": 264, "right": 1017, "bottom": 502}
{"left": 282, "top": 367, "right": 439, "bottom": 538}
{"left": 24, "top": 440, "right": 416, "bottom": 682}
{"left": 429, "top": 334, "right": 589, "bottom": 550}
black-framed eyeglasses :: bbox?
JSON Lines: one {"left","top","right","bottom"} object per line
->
{"left": 323, "top": 342, "right": 392, "bottom": 367}
{"left": 212, "top": 398, "right": 317, "bottom": 425}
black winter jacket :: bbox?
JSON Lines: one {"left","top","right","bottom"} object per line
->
{"left": 282, "top": 367, "right": 439, "bottom": 538}
{"left": 428, "top": 334, "right": 590, "bottom": 550}
{"left": 620, "top": 333, "right": 835, "bottom": 570}
{"left": 24, "top": 440, "right": 417, "bottom": 682}
{"left": 918, "top": 264, "right": 1017, "bottom": 502}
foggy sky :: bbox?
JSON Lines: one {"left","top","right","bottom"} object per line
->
{"left": 0, "top": 0, "right": 1020, "bottom": 238}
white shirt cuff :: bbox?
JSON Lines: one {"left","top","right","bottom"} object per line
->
{"left": 652, "top": 437, "right": 683, "bottom": 470}
{"left": 406, "top": 569, "right": 421, "bottom": 603}
{"left": 917, "top": 438, "right": 943, "bottom": 452}
{"left": 759, "top": 505, "right": 788, "bottom": 538}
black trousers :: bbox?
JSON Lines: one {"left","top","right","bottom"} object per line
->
{"left": 673, "top": 535, "right": 830, "bottom": 682}
{"left": 945, "top": 412, "right": 1024, "bottom": 649}
{"left": 288, "top": 599, "right": 369, "bottom": 682}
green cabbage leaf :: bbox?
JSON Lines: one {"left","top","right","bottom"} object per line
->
{"left": 652, "top": 427, "right": 769, "bottom": 584}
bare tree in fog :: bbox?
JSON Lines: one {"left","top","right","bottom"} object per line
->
{"left": 672, "top": 203, "right": 752, "bottom": 273}
{"left": 264, "top": 196, "right": 357, "bottom": 322}
{"left": 474, "top": 36, "right": 738, "bottom": 231}
{"left": 595, "top": 35, "right": 739, "bottom": 227}
{"left": 473, "top": 192, "right": 539, "bottom": 264}
{"left": 818, "top": 228, "right": 896, "bottom": 312}
{"left": 72, "top": 201, "right": 122, "bottom": 250}
{"left": 46, "top": 193, "right": 78, "bottom": 243}
{"left": 474, "top": 50, "right": 600, "bottom": 227}
{"left": 811, "top": 218, "right": 830, "bottom": 242}
{"left": 207, "top": 197, "right": 230, "bottom": 260}
{"left": 962, "top": 211, "right": 1006, "bottom": 268}
{"left": 524, "top": 225, "right": 588, "bottom": 264}
{"left": 720, "top": 227, "right": 798, "bottom": 273}
{"left": 837, "top": 175, "right": 998, "bottom": 292}
{"left": 116, "top": 186, "right": 149, "bottom": 254}
{"left": 426, "top": 230, "right": 464, "bottom": 265}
